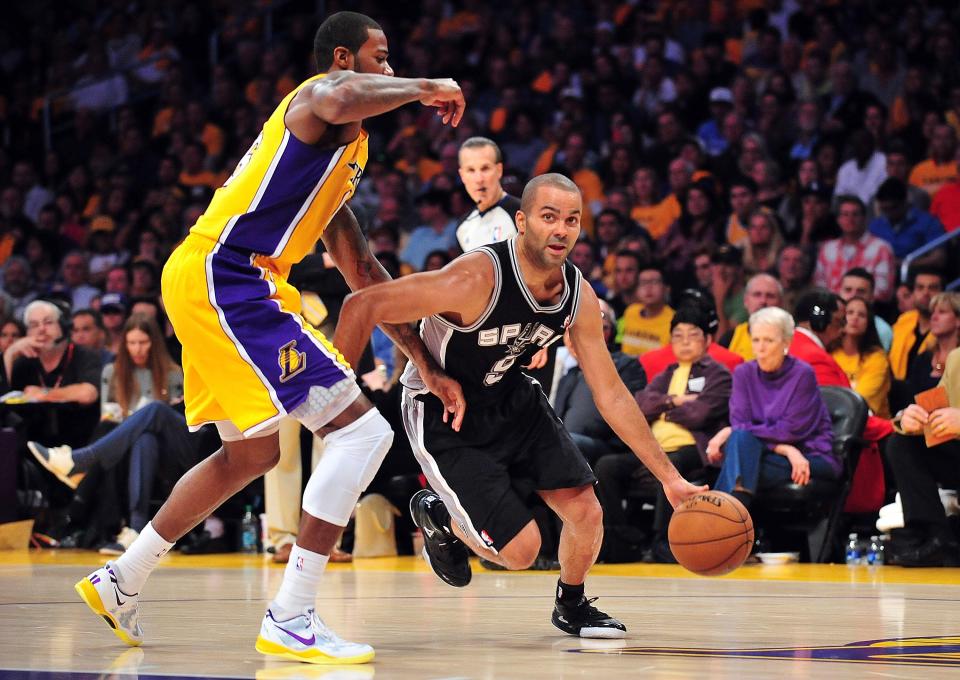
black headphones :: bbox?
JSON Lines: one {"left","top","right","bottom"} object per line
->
{"left": 797, "top": 291, "right": 838, "bottom": 333}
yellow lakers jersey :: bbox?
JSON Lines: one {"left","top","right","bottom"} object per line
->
{"left": 189, "top": 74, "right": 368, "bottom": 273}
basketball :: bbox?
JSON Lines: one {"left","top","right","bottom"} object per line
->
{"left": 668, "top": 491, "right": 755, "bottom": 576}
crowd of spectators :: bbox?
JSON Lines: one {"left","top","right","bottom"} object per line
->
{"left": 2, "top": 0, "right": 960, "bottom": 563}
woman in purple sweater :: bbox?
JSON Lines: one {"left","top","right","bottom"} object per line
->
{"left": 706, "top": 306, "right": 839, "bottom": 508}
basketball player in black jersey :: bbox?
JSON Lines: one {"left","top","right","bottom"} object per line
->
{"left": 334, "top": 173, "right": 706, "bottom": 638}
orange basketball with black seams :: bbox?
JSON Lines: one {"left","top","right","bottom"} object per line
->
{"left": 668, "top": 491, "right": 754, "bottom": 576}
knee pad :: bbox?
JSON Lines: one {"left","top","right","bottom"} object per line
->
{"left": 301, "top": 409, "right": 393, "bottom": 526}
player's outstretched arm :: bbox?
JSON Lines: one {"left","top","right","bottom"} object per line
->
{"left": 303, "top": 71, "right": 465, "bottom": 127}
{"left": 568, "top": 281, "right": 708, "bottom": 509}
{"left": 333, "top": 253, "right": 491, "bottom": 369}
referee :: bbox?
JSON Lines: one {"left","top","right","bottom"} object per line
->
{"left": 455, "top": 137, "right": 520, "bottom": 252}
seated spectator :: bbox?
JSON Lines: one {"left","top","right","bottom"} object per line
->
{"left": 711, "top": 244, "right": 747, "bottom": 339}
{"left": 724, "top": 176, "right": 759, "bottom": 246}
{"left": 814, "top": 195, "right": 895, "bottom": 303}
{"left": 400, "top": 189, "right": 457, "bottom": 272}
{"left": 790, "top": 289, "right": 848, "bottom": 386}
{"left": 869, "top": 178, "right": 946, "bottom": 268}
{"left": 707, "top": 307, "right": 839, "bottom": 510}
{"left": 659, "top": 180, "right": 721, "bottom": 290}
{"left": 569, "top": 240, "right": 606, "bottom": 297}
{"left": 71, "top": 308, "right": 114, "bottom": 365}
{"left": 98, "top": 293, "right": 129, "bottom": 357}
{"left": 902, "top": 293, "right": 960, "bottom": 406}
{"left": 719, "top": 273, "right": 783, "bottom": 361}
{"left": 884, "top": 347, "right": 960, "bottom": 567}
{"left": 832, "top": 296, "right": 892, "bottom": 418}
{"left": 635, "top": 163, "right": 685, "bottom": 242}
{"left": 605, "top": 250, "right": 642, "bottom": 319}
{"left": 555, "top": 300, "right": 646, "bottom": 463}
{"left": 741, "top": 208, "right": 784, "bottom": 276}
{"left": 889, "top": 266, "right": 944, "bottom": 381}
{"left": 838, "top": 267, "right": 893, "bottom": 351}
{"left": 4, "top": 299, "right": 101, "bottom": 447}
{"left": 776, "top": 243, "right": 814, "bottom": 313}
{"left": 909, "top": 124, "right": 958, "bottom": 198}
{"left": 620, "top": 264, "right": 673, "bottom": 357}
{"left": 625, "top": 306, "right": 730, "bottom": 560}
{"left": 0, "top": 318, "right": 24, "bottom": 393}
{"left": 833, "top": 129, "right": 887, "bottom": 207}
{"left": 28, "top": 315, "right": 183, "bottom": 551}
{"left": 49, "top": 251, "right": 98, "bottom": 312}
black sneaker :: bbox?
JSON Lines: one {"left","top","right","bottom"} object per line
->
{"left": 409, "top": 489, "right": 472, "bottom": 587}
{"left": 552, "top": 596, "right": 627, "bottom": 639}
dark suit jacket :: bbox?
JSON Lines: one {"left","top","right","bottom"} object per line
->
{"left": 554, "top": 351, "right": 647, "bottom": 449}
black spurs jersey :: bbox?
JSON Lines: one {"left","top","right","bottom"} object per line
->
{"left": 401, "top": 238, "right": 583, "bottom": 404}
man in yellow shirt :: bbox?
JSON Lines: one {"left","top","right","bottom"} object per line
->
{"left": 620, "top": 265, "right": 674, "bottom": 356}
{"left": 718, "top": 273, "right": 783, "bottom": 361}
{"left": 908, "top": 124, "right": 959, "bottom": 197}
{"left": 889, "top": 266, "right": 944, "bottom": 380}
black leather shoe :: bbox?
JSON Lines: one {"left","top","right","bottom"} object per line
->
{"left": 895, "top": 536, "right": 960, "bottom": 567}
{"left": 180, "top": 530, "right": 230, "bottom": 555}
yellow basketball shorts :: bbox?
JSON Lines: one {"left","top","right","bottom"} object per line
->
{"left": 161, "top": 234, "right": 354, "bottom": 437}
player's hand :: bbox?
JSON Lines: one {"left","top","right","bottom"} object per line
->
{"left": 420, "top": 78, "right": 466, "bottom": 127}
{"left": 664, "top": 478, "right": 709, "bottom": 510}
{"left": 929, "top": 407, "right": 960, "bottom": 439}
{"left": 523, "top": 347, "right": 549, "bottom": 370}
{"left": 900, "top": 403, "right": 930, "bottom": 434}
{"left": 421, "top": 366, "right": 466, "bottom": 431}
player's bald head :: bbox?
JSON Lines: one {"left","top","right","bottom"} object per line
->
{"left": 520, "top": 173, "right": 581, "bottom": 215}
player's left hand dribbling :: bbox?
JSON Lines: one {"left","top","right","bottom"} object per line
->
{"left": 664, "top": 478, "right": 709, "bottom": 510}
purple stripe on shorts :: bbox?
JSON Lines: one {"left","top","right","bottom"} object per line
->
{"left": 208, "top": 247, "right": 350, "bottom": 413}
{"left": 223, "top": 142, "right": 337, "bottom": 255}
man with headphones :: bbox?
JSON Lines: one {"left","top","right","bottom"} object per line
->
{"left": 789, "top": 289, "right": 849, "bottom": 385}
{"left": 4, "top": 298, "right": 102, "bottom": 448}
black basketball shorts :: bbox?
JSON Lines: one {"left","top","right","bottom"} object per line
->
{"left": 400, "top": 378, "right": 596, "bottom": 552}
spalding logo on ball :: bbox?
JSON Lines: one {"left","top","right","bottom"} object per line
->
{"left": 667, "top": 491, "right": 754, "bottom": 576}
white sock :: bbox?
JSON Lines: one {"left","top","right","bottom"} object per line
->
{"left": 113, "top": 522, "right": 174, "bottom": 594}
{"left": 270, "top": 543, "right": 329, "bottom": 619}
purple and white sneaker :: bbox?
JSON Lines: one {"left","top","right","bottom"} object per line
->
{"left": 255, "top": 607, "right": 374, "bottom": 664}
{"left": 74, "top": 561, "right": 143, "bottom": 646}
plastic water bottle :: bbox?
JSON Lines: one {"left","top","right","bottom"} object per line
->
{"left": 845, "top": 533, "right": 861, "bottom": 565}
{"left": 241, "top": 505, "right": 259, "bottom": 554}
{"left": 866, "top": 535, "right": 884, "bottom": 566}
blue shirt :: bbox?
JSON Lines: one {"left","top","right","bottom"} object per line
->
{"left": 400, "top": 220, "right": 458, "bottom": 271}
{"left": 696, "top": 120, "right": 728, "bottom": 157}
{"left": 868, "top": 208, "right": 945, "bottom": 259}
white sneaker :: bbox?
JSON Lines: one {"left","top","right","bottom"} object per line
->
{"left": 74, "top": 561, "right": 143, "bottom": 646}
{"left": 256, "top": 608, "right": 374, "bottom": 664}
{"left": 27, "top": 441, "right": 80, "bottom": 489}
{"left": 99, "top": 527, "right": 141, "bottom": 555}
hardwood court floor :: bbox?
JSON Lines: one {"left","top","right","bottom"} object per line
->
{"left": 3, "top": 550, "right": 960, "bottom": 679}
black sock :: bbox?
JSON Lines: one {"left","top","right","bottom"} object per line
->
{"left": 556, "top": 579, "right": 584, "bottom": 604}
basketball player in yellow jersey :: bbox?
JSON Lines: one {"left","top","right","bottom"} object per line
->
{"left": 73, "top": 12, "right": 466, "bottom": 664}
